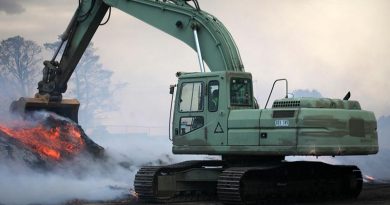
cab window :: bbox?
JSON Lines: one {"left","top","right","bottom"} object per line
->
{"left": 180, "top": 116, "right": 204, "bottom": 135}
{"left": 179, "top": 82, "right": 203, "bottom": 112}
{"left": 230, "top": 78, "right": 252, "bottom": 106}
{"left": 208, "top": 81, "right": 219, "bottom": 112}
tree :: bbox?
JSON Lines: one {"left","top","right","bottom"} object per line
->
{"left": 0, "top": 36, "right": 42, "bottom": 115}
{"left": 44, "top": 42, "right": 125, "bottom": 128}
{"left": 0, "top": 36, "right": 41, "bottom": 96}
{"left": 0, "top": 36, "right": 123, "bottom": 127}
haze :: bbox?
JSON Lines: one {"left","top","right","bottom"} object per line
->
{"left": 0, "top": 0, "right": 389, "bottom": 131}
{"left": 1, "top": 1, "right": 390, "bottom": 204}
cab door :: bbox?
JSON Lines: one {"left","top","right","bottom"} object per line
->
{"left": 172, "top": 80, "right": 207, "bottom": 146}
{"left": 205, "top": 78, "right": 227, "bottom": 146}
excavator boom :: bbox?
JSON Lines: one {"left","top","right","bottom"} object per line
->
{"left": 12, "top": 0, "right": 244, "bottom": 121}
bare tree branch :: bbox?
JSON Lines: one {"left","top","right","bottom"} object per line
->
{"left": 0, "top": 36, "right": 41, "bottom": 96}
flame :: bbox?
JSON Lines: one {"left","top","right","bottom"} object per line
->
{"left": 365, "top": 175, "right": 375, "bottom": 181}
{"left": 129, "top": 189, "right": 139, "bottom": 201}
{"left": 0, "top": 121, "right": 85, "bottom": 161}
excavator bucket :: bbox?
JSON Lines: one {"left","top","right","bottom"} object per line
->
{"left": 10, "top": 97, "right": 80, "bottom": 123}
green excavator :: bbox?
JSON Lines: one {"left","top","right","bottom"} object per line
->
{"left": 11, "top": 0, "right": 378, "bottom": 204}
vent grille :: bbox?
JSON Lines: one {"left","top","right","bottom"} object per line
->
{"left": 272, "top": 100, "right": 300, "bottom": 108}
{"left": 349, "top": 118, "right": 365, "bottom": 137}
{"left": 273, "top": 110, "right": 296, "bottom": 118}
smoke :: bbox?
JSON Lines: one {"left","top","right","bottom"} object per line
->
{"left": 0, "top": 111, "right": 184, "bottom": 205}
{"left": 378, "top": 116, "right": 390, "bottom": 149}
{"left": 0, "top": 162, "right": 128, "bottom": 204}
{"left": 0, "top": 134, "right": 177, "bottom": 205}
{"left": 292, "top": 89, "right": 322, "bottom": 98}
{"left": 338, "top": 116, "right": 390, "bottom": 180}
{"left": 0, "top": 0, "right": 25, "bottom": 15}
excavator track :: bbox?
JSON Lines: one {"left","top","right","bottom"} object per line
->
{"left": 135, "top": 160, "right": 224, "bottom": 203}
{"left": 134, "top": 166, "right": 160, "bottom": 202}
{"left": 217, "top": 167, "right": 248, "bottom": 204}
{"left": 217, "top": 161, "right": 363, "bottom": 205}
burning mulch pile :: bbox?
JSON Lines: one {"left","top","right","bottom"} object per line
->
{"left": 0, "top": 112, "right": 104, "bottom": 169}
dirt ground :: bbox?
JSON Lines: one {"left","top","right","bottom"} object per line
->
{"left": 80, "top": 182, "right": 390, "bottom": 205}
{"left": 311, "top": 182, "right": 390, "bottom": 205}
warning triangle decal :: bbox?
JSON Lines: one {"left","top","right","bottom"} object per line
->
{"left": 214, "top": 122, "right": 224, "bottom": 133}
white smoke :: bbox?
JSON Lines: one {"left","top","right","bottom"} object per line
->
{"left": 0, "top": 133, "right": 180, "bottom": 205}
{"left": 0, "top": 163, "right": 127, "bottom": 205}
{"left": 0, "top": 111, "right": 189, "bottom": 205}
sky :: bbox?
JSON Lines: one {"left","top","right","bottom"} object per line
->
{"left": 0, "top": 0, "right": 389, "bottom": 132}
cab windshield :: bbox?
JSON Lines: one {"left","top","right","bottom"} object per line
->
{"left": 230, "top": 78, "right": 252, "bottom": 106}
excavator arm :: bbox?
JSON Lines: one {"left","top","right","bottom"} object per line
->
{"left": 37, "top": 0, "right": 109, "bottom": 100}
{"left": 12, "top": 0, "right": 244, "bottom": 122}
{"left": 39, "top": 0, "right": 244, "bottom": 100}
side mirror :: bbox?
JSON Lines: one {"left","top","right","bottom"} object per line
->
{"left": 169, "top": 84, "right": 176, "bottom": 95}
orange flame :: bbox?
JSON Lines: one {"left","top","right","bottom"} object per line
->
{"left": 365, "top": 175, "right": 375, "bottom": 181}
{"left": 0, "top": 122, "right": 85, "bottom": 160}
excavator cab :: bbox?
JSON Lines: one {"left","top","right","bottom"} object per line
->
{"left": 10, "top": 97, "right": 80, "bottom": 123}
{"left": 172, "top": 71, "right": 255, "bottom": 151}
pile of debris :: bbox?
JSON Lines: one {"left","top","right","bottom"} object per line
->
{"left": 0, "top": 112, "right": 103, "bottom": 169}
